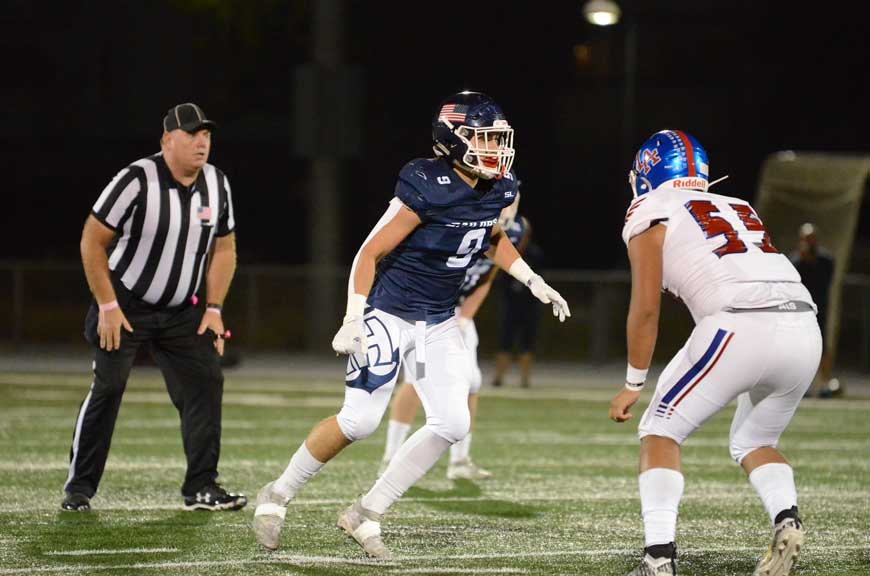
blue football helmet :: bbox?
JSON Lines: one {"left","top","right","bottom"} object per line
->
{"left": 432, "top": 91, "right": 515, "bottom": 180}
{"left": 629, "top": 129, "right": 710, "bottom": 198}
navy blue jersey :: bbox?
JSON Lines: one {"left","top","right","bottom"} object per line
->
{"left": 368, "top": 158, "right": 518, "bottom": 322}
{"left": 458, "top": 215, "right": 528, "bottom": 300}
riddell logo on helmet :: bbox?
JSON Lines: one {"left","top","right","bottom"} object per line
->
{"left": 672, "top": 178, "right": 706, "bottom": 188}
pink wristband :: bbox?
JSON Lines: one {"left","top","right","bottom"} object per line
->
{"left": 99, "top": 300, "right": 119, "bottom": 312}
{"left": 205, "top": 307, "right": 222, "bottom": 316}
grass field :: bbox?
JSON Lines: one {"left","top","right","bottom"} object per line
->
{"left": 1, "top": 364, "right": 868, "bottom": 575}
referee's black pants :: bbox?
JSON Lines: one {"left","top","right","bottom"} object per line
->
{"left": 64, "top": 295, "right": 224, "bottom": 498}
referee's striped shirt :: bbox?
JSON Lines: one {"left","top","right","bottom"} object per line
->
{"left": 91, "top": 153, "right": 235, "bottom": 308}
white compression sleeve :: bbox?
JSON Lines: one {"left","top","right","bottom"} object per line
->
{"left": 639, "top": 468, "right": 684, "bottom": 547}
{"left": 346, "top": 198, "right": 403, "bottom": 297}
{"left": 362, "top": 426, "right": 450, "bottom": 515}
{"left": 274, "top": 441, "right": 325, "bottom": 501}
{"left": 749, "top": 463, "right": 797, "bottom": 525}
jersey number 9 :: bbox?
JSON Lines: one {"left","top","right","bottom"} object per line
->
{"left": 447, "top": 228, "right": 486, "bottom": 268}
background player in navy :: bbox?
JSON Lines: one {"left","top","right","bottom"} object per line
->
{"left": 252, "top": 92, "right": 570, "bottom": 558}
{"left": 491, "top": 204, "right": 540, "bottom": 388}
{"left": 377, "top": 192, "right": 529, "bottom": 481}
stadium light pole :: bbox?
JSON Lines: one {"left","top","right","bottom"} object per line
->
{"left": 582, "top": 0, "right": 636, "bottom": 172}
{"left": 582, "top": 0, "right": 621, "bottom": 26}
{"left": 583, "top": 0, "right": 636, "bottom": 363}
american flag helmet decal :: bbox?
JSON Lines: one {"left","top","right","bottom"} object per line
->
{"left": 439, "top": 103, "right": 468, "bottom": 124}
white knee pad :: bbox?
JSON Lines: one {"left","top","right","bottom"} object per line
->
{"left": 336, "top": 404, "right": 383, "bottom": 443}
{"left": 427, "top": 408, "right": 470, "bottom": 445}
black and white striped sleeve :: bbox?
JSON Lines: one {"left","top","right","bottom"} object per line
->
{"left": 216, "top": 172, "right": 236, "bottom": 237}
{"left": 92, "top": 167, "right": 142, "bottom": 231}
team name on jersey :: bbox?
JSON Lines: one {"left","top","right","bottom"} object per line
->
{"left": 446, "top": 218, "right": 498, "bottom": 229}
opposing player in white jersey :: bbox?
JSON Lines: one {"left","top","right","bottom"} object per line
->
{"left": 251, "top": 92, "right": 570, "bottom": 559}
{"left": 378, "top": 193, "right": 529, "bottom": 481}
{"left": 610, "top": 130, "right": 821, "bottom": 576}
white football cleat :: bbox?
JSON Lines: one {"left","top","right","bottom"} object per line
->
{"left": 337, "top": 498, "right": 391, "bottom": 559}
{"left": 447, "top": 458, "right": 492, "bottom": 480}
{"left": 753, "top": 517, "right": 804, "bottom": 576}
{"left": 625, "top": 554, "right": 676, "bottom": 575}
{"left": 252, "top": 481, "right": 289, "bottom": 551}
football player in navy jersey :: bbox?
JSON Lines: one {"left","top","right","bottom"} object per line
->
{"left": 377, "top": 193, "right": 529, "bottom": 481}
{"left": 252, "top": 92, "right": 570, "bottom": 558}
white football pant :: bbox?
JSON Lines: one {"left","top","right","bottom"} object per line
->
{"left": 402, "top": 312, "right": 482, "bottom": 394}
{"left": 337, "top": 308, "right": 472, "bottom": 444}
{"left": 638, "top": 309, "right": 822, "bottom": 463}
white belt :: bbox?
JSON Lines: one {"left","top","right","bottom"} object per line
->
{"left": 414, "top": 320, "right": 426, "bottom": 381}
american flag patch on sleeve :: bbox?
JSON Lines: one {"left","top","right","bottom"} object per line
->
{"left": 197, "top": 205, "right": 212, "bottom": 221}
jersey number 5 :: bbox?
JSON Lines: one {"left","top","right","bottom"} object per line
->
{"left": 447, "top": 228, "right": 486, "bottom": 268}
{"left": 685, "top": 200, "right": 778, "bottom": 258}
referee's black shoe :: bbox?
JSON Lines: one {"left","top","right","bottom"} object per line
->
{"left": 183, "top": 483, "right": 247, "bottom": 511}
{"left": 61, "top": 492, "right": 91, "bottom": 511}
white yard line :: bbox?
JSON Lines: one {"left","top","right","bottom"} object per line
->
{"left": 392, "top": 569, "right": 527, "bottom": 574}
{"left": 2, "top": 545, "right": 870, "bottom": 574}
{"left": 3, "top": 487, "right": 869, "bottom": 514}
{"left": 43, "top": 547, "right": 178, "bottom": 556}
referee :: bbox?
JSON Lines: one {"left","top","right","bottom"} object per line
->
{"left": 62, "top": 103, "right": 246, "bottom": 512}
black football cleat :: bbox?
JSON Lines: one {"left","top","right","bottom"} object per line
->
{"left": 61, "top": 492, "right": 91, "bottom": 511}
{"left": 183, "top": 483, "right": 247, "bottom": 511}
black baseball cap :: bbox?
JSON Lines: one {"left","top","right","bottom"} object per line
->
{"left": 163, "top": 102, "right": 217, "bottom": 133}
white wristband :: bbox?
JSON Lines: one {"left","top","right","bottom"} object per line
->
{"left": 626, "top": 363, "right": 648, "bottom": 388}
{"left": 508, "top": 258, "right": 535, "bottom": 286}
{"left": 346, "top": 293, "right": 367, "bottom": 318}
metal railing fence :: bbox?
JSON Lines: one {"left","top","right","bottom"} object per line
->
{"left": 1, "top": 261, "right": 868, "bottom": 370}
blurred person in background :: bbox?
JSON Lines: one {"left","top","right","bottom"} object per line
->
{"left": 377, "top": 192, "right": 528, "bottom": 481}
{"left": 610, "top": 130, "right": 820, "bottom": 576}
{"left": 491, "top": 222, "right": 540, "bottom": 388}
{"left": 62, "top": 103, "right": 246, "bottom": 513}
{"left": 789, "top": 223, "right": 839, "bottom": 397}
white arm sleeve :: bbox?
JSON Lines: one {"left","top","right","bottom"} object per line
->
{"left": 345, "top": 198, "right": 405, "bottom": 314}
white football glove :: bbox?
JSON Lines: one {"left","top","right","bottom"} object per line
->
{"left": 527, "top": 275, "right": 571, "bottom": 322}
{"left": 331, "top": 314, "right": 368, "bottom": 355}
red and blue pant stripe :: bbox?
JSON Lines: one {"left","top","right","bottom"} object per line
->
{"left": 656, "top": 328, "right": 734, "bottom": 419}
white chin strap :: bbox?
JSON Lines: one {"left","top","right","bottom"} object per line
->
{"left": 707, "top": 175, "right": 729, "bottom": 189}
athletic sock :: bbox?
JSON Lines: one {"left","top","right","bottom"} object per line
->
{"left": 361, "top": 426, "right": 450, "bottom": 515}
{"left": 749, "top": 462, "right": 797, "bottom": 525}
{"left": 382, "top": 420, "right": 411, "bottom": 464}
{"left": 449, "top": 433, "right": 471, "bottom": 464}
{"left": 273, "top": 441, "right": 324, "bottom": 501}
{"left": 639, "top": 468, "right": 684, "bottom": 547}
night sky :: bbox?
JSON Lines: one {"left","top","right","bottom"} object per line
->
{"left": 4, "top": 0, "right": 870, "bottom": 270}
